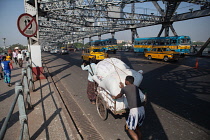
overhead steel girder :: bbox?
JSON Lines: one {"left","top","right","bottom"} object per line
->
{"left": 38, "top": 0, "right": 210, "bottom": 43}
{"left": 44, "top": 10, "right": 162, "bottom": 27}
{"left": 39, "top": 8, "right": 210, "bottom": 42}
{"left": 39, "top": 12, "right": 161, "bottom": 28}
{"left": 171, "top": 9, "right": 210, "bottom": 21}
{"left": 63, "top": 8, "right": 210, "bottom": 40}
{"left": 39, "top": 17, "right": 160, "bottom": 41}
{"left": 39, "top": 0, "right": 210, "bottom": 11}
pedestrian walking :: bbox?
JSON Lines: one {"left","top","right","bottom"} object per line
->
{"left": 5, "top": 53, "right": 11, "bottom": 61}
{"left": 0, "top": 55, "right": 4, "bottom": 80}
{"left": 12, "top": 50, "right": 18, "bottom": 64}
{"left": 26, "top": 51, "right": 30, "bottom": 61}
{"left": 17, "top": 51, "right": 24, "bottom": 68}
{"left": 81, "top": 57, "right": 97, "bottom": 104}
{"left": 112, "top": 76, "right": 145, "bottom": 140}
{"left": 1, "top": 56, "right": 12, "bottom": 86}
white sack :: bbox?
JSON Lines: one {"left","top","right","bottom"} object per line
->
{"left": 93, "top": 57, "right": 145, "bottom": 111}
{"left": 95, "top": 58, "right": 130, "bottom": 79}
{"left": 94, "top": 68, "right": 143, "bottom": 96}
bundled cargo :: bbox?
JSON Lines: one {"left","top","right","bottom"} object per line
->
{"left": 95, "top": 58, "right": 130, "bottom": 80}
{"left": 93, "top": 58, "right": 145, "bottom": 111}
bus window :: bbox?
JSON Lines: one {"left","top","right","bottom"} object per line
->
{"left": 140, "top": 40, "right": 144, "bottom": 45}
{"left": 171, "top": 40, "right": 177, "bottom": 45}
{"left": 165, "top": 39, "right": 170, "bottom": 45}
{"left": 154, "top": 40, "right": 159, "bottom": 45}
{"left": 160, "top": 40, "right": 165, "bottom": 45}
{"left": 180, "top": 39, "right": 190, "bottom": 45}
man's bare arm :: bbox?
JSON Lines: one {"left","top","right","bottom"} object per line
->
{"left": 112, "top": 93, "right": 123, "bottom": 100}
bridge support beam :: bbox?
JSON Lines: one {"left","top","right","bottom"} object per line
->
{"left": 131, "top": 28, "right": 139, "bottom": 44}
{"left": 111, "top": 32, "right": 115, "bottom": 39}
{"left": 158, "top": 23, "right": 178, "bottom": 37}
{"left": 25, "top": 0, "right": 45, "bottom": 80}
{"left": 98, "top": 35, "right": 101, "bottom": 40}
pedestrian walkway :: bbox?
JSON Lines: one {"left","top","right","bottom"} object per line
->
{"left": 0, "top": 62, "right": 78, "bottom": 139}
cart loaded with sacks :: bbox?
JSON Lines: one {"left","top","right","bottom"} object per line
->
{"left": 92, "top": 58, "right": 146, "bottom": 120}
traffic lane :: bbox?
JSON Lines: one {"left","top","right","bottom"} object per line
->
{"left": 43, "top": 52, "right": 210, "bottom": 139}
{"left": 42, "top": 52, "right": 131, "bottom": 140}
{"left": 125, "top": 52, "right": 210, "bottom": 70}
{"left": 113, "top": 52, "right": 210, "bottom": 136}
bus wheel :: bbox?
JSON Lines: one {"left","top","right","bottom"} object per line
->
{"left": 148, "top": 55, "right": 152, "bottom": 60}
{"left": 163, "top": 56, "right": 169, "bottom": 62}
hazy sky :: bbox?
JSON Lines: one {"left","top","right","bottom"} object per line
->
{"left": 0, "top": 0, "right": 210, "bottom": 47}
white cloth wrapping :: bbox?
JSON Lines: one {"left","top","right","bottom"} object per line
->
{"left": 93, "top": 58, "right": 145, "bottom": 111}
{"left": 95, "top": 58, "right": 130, "bottom": 80}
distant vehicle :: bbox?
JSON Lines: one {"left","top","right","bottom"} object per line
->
{"left": 55, "top": 49, "right": 60, "bottom": 53}
{"left": 50, "top": 49, "right": 57, "bottom": 54}
{"left": 144, "top": 46, "right": 180, "bottom": 62}
{"left": 60, "top": 49, "right": 68, "bottom": 55}
{"left": 81, "top": 47, "right": 108, "bottom": 62}
{"left": 134, "top": 36, "right": 191, "bottom": 55}
{"left": 15, "top": 47, "right": 19, "bottom": 50}
{"left": 89, "top": 38, "right": 118, "bottom": 54}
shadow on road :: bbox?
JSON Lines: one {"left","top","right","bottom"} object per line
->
{"left": 42, "top": 51, "right": 210, "bottom": 139}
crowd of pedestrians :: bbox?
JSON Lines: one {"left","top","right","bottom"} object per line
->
{"left": 0, "top": 48, "right": 30, "bottom": 87}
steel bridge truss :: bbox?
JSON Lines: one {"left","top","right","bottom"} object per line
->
{"left": 25, "top": 0, "right": 210, "bottom": 45}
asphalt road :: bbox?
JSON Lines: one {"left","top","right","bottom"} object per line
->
{"left": 42, "top": 51, "right": 210, "bottom": 140}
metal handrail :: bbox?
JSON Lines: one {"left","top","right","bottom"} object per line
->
{"left": 0, "top": 61, "right": 34, "bottom": 140}
{"left": 0, "top": 89, "right": 20, "bottom": 139}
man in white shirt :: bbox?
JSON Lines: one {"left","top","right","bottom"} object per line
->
{"left": 12, "top": 50, "right": 18, "bottom": 65}
{"left": 81, "top": 57, "right": 97, "bottom": 104}
{"left": 17, "top": 51, "right": 24, "bottom": 67}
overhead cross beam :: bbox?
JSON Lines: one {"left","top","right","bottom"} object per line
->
{"left": 33, "top": 0, "right": 210, "bottom": 44}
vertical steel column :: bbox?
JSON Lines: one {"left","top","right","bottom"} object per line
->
{"left": 89, "top": 37, "right": 92, "bottom": 46}
{"left": 15, "top": 82, "right": 30, "bottom": 140}
{"left": 131, "top": 29, "right": 135, "bottom": 45}
{"left": 22, "top": 68, "right": 32, "bottom": 109}
{"left": 98, "top": 35, "right": 101, "bottom": 40}
{"left": 35, "top": 0, "right": 39, "bottom": 41}
{"left": 165, "top": 25, "right": 169, "bottom": 37}
{"left": 26, "top": 62, "right": 33, "bottom": 91}
{"left": 111, "top": 32, "right": 115, "bottom": 39}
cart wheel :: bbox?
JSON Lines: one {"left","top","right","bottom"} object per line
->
{"left": 96, "top": 94, "right": 108, "bottom": 120}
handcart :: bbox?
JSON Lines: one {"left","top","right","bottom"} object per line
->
{"left": 96, "top": 86, "right": 128, "bottom": 120}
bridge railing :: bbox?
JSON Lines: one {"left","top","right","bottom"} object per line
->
{"left": 0, "top": 62, "right": 34, "bottom": 140}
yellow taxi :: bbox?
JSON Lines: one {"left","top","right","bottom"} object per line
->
{"left": 82, "top": 47, "right": 108, "bottom": 62}
{"left": 144, "top": 46, "right": 180, "bottom": 61}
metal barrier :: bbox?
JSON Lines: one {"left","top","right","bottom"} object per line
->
{"left": 0, "top": 62, "right": 34, "bottom": 140}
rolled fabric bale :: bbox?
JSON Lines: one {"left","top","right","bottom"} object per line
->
{"left": 95, "top": 58, "right": 130, "bottom": 80}
{"left": 93, "top": 57, "right": 145, "bottom": 111}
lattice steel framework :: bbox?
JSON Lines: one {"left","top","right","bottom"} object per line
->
{"left": 25, "top": 0, "right": 210, "bottom": 46}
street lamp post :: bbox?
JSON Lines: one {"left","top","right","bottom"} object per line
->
{"left": 2, "top": 38, "right": 6, "bottom": 49}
